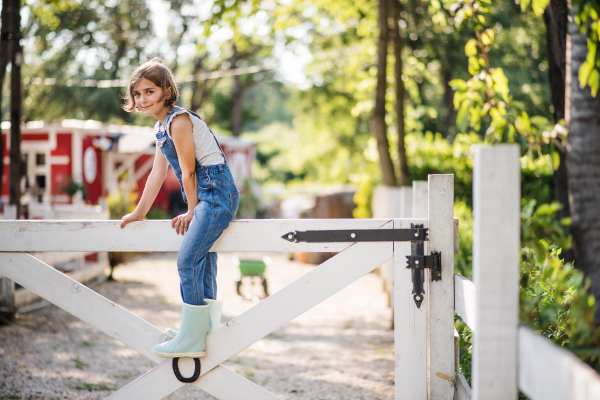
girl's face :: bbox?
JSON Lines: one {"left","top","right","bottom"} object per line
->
{"left": 132, "top": 77, "right": 171, "bottom": 117}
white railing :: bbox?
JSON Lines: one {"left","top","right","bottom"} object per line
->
{"left": 0, "top": 173, "right": 456, "bottom": 400}
{"left": 453, "top": 145, "right": 600, "bottom": 400}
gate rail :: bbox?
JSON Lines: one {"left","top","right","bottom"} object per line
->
{"left": 0, "top": 176, "right": 456, "bottom": 400}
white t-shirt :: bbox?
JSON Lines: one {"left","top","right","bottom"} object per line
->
{"left": 157, "top": 109, "right": 224, "bottom": 166}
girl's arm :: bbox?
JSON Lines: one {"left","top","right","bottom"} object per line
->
{"left": 120, "top": 146, "right": 169, "bottom": 229}
{"left": 170, "top": 113, "right": 199, "bottom": 235}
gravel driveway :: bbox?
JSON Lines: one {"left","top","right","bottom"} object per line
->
{"left": 0, "top": 252, "right": 395, "bottom": 400}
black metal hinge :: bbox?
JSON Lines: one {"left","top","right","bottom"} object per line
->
{"left": 405, "top": 253, "right": 442, "bottom": 270}
{"left": 281, "top": 228, "right": 428, "bottom": 243}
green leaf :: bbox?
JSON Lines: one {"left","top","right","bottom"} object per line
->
{"left": 449, "top": 79, "right": 468, "bottom": 91}
{"left": 579, "top": 60, "right": 593, "bottom": 88}
{"left": 465, "top": 39, "right": 478, "bottom": 57}
{"left": 520, "top": 0, "right": 531, "bottom": 12}
{"left": 589, "top": 68, "right": 600, "bottom": 97}
{"left": 552, "top": 149, "right": 560, "bottom": 172}
{"left": 456, "top": 100, "right": 471, "bottom": 132}
{"left": 492, "top": 68, "right": 510, "bottom": 101}
{"left": 532, "top": 0, "right": 550, "bottom": 16}
{"left": 468, "top": 56, "right": 481, "bottom": 75}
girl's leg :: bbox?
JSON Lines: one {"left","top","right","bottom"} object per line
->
{"left": 177, "top": 200, "right": 231, "bottom": 306}
{"left": 203, "top": 252, "right": 218, "bottom": 300}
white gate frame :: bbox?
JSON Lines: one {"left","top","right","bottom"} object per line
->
{"left": 0, "top": 175, "right": 456, "bottom": 399}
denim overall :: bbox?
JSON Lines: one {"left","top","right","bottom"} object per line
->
{"left": 156, "top": 106, "right": 239, "bottom": 306}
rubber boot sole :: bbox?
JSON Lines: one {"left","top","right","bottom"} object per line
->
{"left": 151, "top": 348, "right": 206, "bottom": 358}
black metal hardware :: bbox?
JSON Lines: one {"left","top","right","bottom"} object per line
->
{"left": 404, "top": 224, "right": 443, "bottom": 307}
{"left": 172, "top": 357, "right": 201, "bottom": 383}
{"left": 405, "top": 253, "right": 442, "bottom": 270}
{"left": 409, "top": 224, "right": 426, "bottom": 308}
{"left": 430, "top": 252, "right": 442, "bottom": 281}
{"left": 281, "top": 228, "right": 428, "bottom": 243}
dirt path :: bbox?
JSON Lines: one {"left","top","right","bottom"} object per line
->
{"left": 0, "top": 252, "right": 395, "bottom": 400}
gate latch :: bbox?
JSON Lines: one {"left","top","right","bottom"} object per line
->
{"left": 406, "top": 252, "right": 442, "bottom": 282}
{"left": 405, "top": 253, "right": 441, "bottom": 270}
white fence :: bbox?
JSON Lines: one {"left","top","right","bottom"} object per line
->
{"left": 0, "top": 145, "right": 599, "bottom": 399}
{"left": 0, "top": 202, "right": 109, "bottom": 313}
{"left": 453, "top": 145, "right": 600, "bottom": 400}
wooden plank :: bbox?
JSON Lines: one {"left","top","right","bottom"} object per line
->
{"left": 107, "top": 361, "right": 282, "bottom": 400}
{"left": 200, "top": 239, "right": 394, "bottom": 374}
{"left": 455, "top": 372, "right": 472, "bottom": 400}
{"left": 105, "top": 238, "right": 393, "bottom": 398}
{"left": 105, "top": 361, "right": 186, "bottom": 400}
{"left": 427, "top": 174, "right": 455, "bottom": 400}
{"left": 0, "top": 218, "right": 409, "bottom": 253}
{"left": 454, "top": 274, "right": 476, "bottom": 332}
{"left": 394, "top": 218, "right": 428, "bottom": 399}
{"left": 472, "top": 145, "right": 520, "bottom": 400}
{"left": 0, "top": 252, "right": 280, "bottom": 399}
{"left": 412, "top": 181, "right": 428, "bottom": 218}
{"left": 454, "top": 328, "right": 460, "bottom": 374}
{"left": 518, "top": 326, "right": 600, "bottom": 400}
{"left": 196, "top": 364, "right": 283, "bottom": 400}
{"left": 14, "top": 260, "right": 108, "bottom": 307}
{"left": 0, "top": 252, "right": 165, "bottom": 363}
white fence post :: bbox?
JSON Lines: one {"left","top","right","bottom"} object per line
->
{"left": 412, "top": 181, "right": 428, "bottom": 218}
{"left": 472, "top": 145, "right": 520, "bottom": 400}
{"left": 394, "top": 216, "right": 427, "bottom": 399}
{"left": 373, "top": 186, "right": 412, "bottom": 308}
{"left": 427, "top": 174, "right": 455, "bottom": 399}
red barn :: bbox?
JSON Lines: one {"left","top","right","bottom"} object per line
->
{"left": 1, "top": 119, "right": 256, "bottom": 218}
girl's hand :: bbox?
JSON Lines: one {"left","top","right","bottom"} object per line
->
{"left": 120, "top": 211, "right": 144, "bottom": 229}
{"left": 172, "top": 211, "right": 194, "bottom": 235}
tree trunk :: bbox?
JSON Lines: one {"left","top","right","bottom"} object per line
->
{"left": 390, "top": 0, "right": 410, "bottom": 186}
{"left": 544, "top": 0, "right": 573, "bottom": 263}
{"left": 371, "top": 0, "right": 396, "bottom": 186}
{"left": 8, "top": 0, "right": 21, "bottom": 219}
{"left": 0, "top": 0, "right": 11, "bottom": 195}
{"left": 189, "top": 54, "right": 206, "bottom": 111}
{"left": 441, "top": 66, "right": 456, "bottom": 138}
{"left": 565, "top": 12, "right": 600, "bottom": 325}
{"left": 231, "top": 46, "right": 243, "bottom": 137}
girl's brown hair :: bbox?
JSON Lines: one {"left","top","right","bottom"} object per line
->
{"left": 122, "top": 58, "right": 179, "bottom": 112}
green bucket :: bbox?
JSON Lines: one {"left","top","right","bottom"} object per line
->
{"left": 238, "top": 259, "right": 267, "bottom": 276}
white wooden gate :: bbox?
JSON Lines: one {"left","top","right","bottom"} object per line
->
{"left": 0, "top": 175, "right": 456, "bottom": 399}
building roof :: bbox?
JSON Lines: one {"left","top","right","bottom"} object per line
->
{"left": 1, "top": 119, "right": 255, "bottom": 154}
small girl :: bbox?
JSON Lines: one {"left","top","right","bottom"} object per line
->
{"left": 120, "top": 58, "right": 239, "bottom": 358}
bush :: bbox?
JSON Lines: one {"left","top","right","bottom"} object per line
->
{"left": 107, "top": 184, "right": 139, "bottom": 278}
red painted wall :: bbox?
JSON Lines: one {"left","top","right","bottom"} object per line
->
{"left": 51, "top": 133, "right": 73, "bottom": 203}
{"left": 81, "top": 136, "right": 103, "bottom": 205}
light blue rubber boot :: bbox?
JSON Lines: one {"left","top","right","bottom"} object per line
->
{"left": 165, "top": 299, "right": 223, "bottom": 339}
{"left": 152, "top": 303, "right": 210, "bottom": 358}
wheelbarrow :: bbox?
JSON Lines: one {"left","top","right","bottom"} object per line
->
{"left": 234, "top": 256, "right": 270, "bottom": 297}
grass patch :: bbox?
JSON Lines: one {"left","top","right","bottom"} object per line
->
{"left": 72, "top": 356, "right": 88, "bottom": 370}
{"left": 0, "top": 391, "right": 21, "bottom": 399}
{"left": 79, "top": 340, "right": 96, "bottom": 347}
{"left": 70, "top": 380, "right": 116, "bottom": 391}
